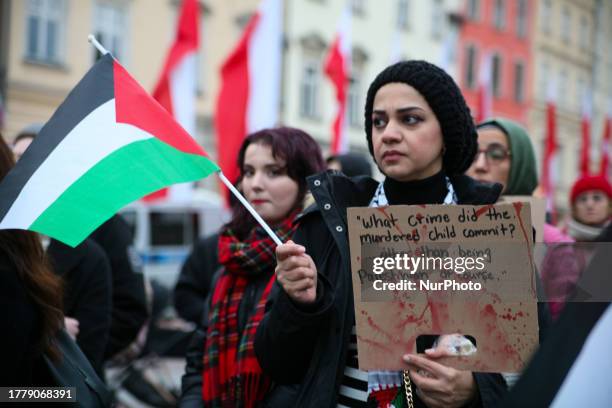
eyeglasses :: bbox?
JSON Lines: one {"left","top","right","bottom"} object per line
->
{"left": 474, "top": 143, "right": 511, "bottom": 163}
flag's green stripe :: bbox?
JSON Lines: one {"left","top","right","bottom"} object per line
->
{"left": 29, "top": 138, "right": 219, "bottom": 247}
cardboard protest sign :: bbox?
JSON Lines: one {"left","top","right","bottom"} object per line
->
{"left": 499, "top": 196, "right": 545, "bottom": 242}
{"left": 347, "top": 203, "right": 539, "bottom": 373}
{"left": 498, "top": 196, "right": 547, "bottom": 270}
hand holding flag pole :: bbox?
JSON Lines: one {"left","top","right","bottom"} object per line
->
{"left": 88, "top": 35, "right": 282, "bottom": 246}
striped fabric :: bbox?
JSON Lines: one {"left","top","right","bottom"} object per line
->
{"left": 337, "top": 326, "right": 368, "bottom": 408}
{"left": 0, "top": 54, "right": 218, "bottom": 247}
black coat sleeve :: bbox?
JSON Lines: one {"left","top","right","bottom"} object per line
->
{"left": 254, "top": 215, "right": 336, "bottom": 384}
{"left": 49, "top": 239, "right": 113, "bottom": 378}
{"left": 90, "top": 215, "right": 149, "bottom": 359}
{"left": 179, "top": 270, "right": 226, "bottom": 408}
{"left": 174, "top": 233, "right": 220, "bottom": 324}
{"left": 179, "top": 311, "right": 207, "bottom": 408}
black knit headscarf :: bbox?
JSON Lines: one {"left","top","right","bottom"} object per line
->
{"left": 364, "top": 60, "right": 477, "bottom": 175}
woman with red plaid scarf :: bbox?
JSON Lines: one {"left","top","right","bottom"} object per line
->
{"left": 179, "top": 127, "right": 325, "bottom": 408}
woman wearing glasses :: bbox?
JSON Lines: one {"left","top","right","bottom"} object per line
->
{"left": 466, "top": 119, "right": 566, "bottom": 324}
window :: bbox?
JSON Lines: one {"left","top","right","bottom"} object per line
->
{"left": 513, "top": 61, "right": 525, "bottom": 103}
{"left": 516, "top": 0, "right": 528, "bottom": 38}
{"left": 25, "top": 0, "right": 65, "bottom": 64}
{"left": 541, "top": 0, "right": 552, "bottom": 34}
{"left": 493, "top": 0, "right": 505, "bottom": 30}
{"left": 93, "top": 1, "right": 129, "bottom": 62}
{"left": 150, "top": 211, "right": 199, "bottom": 246}
{"left": 558, "top": 69, "right": 568, "bottom": 108}
{"left": 397, "top": 0, "right": 410, "bottom": 30}
{"left": 431, "top": 0, "right": 443, "bottom": 39}
{"left": 579, "top": 15, "right": 589, "bottom": 49}
{"left": 347, "top": 74, "right": 362, "bottom": 128}
{"left": 539, "top": 61, "right": 549, "bottom": 99}
{"left": 299, "top": 60, "right": 320, "bottom": 119}
{"left": 351, "top": 0, "right": 365, "bottom": 15}
{"left": 491, "top": 54, "right": 502, "bottom": 97}
{"left": 465, "top": 45, "right": 478, "bottom": 89}
{"left": 577, "top": 77, "right": 585, "bottom": 111}
{"left": 467, "top": 0, "right": 479, "bottom": 21}
{"left": 561, "top": 6, "right": 571, "bottom": 44}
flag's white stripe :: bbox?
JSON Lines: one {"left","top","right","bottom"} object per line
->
{"left": 551, "top": 305, "right": 612, "bottom": 407}
{"left": 168, "top": 51, "right": 198, "bottom": 202}
{"left": 0, "top": 99, "right": 152, "bottom": 229}
{"left": 169, "top": 52, "right": 197, "bottom": 138}
{"left": 246, "top": 0, "right": 282, "bottom": 133}
{"left": 337, "top": 7, "right": 351, "bottom": 154}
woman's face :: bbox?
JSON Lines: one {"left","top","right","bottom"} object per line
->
{"left": 574, "top": 190, "right": 611, "bottom": 226}
{"left": 466, "top": 127, "right": 511, "bottom": 193}
{"left": 371, "top": 83, "right": 444, "bottom": 182}
{"left": 242, "top": 143, "right": 299, "bottom": 225}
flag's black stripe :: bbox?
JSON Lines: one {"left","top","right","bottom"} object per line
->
{"left": 0, "top": 54, "right": 115, "bottom": 220}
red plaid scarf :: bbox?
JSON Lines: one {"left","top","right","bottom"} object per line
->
{"left": 202, "top": 212, "right": 300, "bottom": 408}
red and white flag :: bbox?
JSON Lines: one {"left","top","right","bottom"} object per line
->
{"left": 542, "top": 77, "right": 558, "bottom": 220}
{"left": 324, "top": 7, "right": 351, "bottom": 155}
{"left": 389, "top": 28, "right": 403, "bottom": 65}
{"left": 600, "top": 100, "right": 612, "bottom": 177}
{"left": 476, "top": 53, "right": 493, "bottom": 123}
{"left": 580, "top": 88, "right": 592, "bottom": 177}
{"left": 215, "top": 0, "right": 283, "bottom": 191}
{"left": 146, "top": 0, "right": 199, "bottom": 202}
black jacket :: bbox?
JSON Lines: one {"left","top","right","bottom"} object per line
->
{"left": 254, "top": 171, "right": 507, "bottom": 407}
{"left": 90, "top": 214, "right": 149, "bottom": 359}
{"left": 48, "top": 238, "right": 112, "bottom": 378}
{"left": 174, "top": 232, "right": 220, "bottom": 324}
{"left": 0, "top": 249, "right": 42, "bottom": 385}
{"left": 180, "top": 267, "right": 275, "bottom": 407}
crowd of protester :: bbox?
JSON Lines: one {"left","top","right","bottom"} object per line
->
{"left": 1, "top": 58, "right": 610, "bottom": 407}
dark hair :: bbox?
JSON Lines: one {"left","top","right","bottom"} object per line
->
{"left": 0, "top": 134, "right": 64, "bottom": 361}
{"left": 225, "top": 127, "right": 325, "bottom": 238}
{"left": 364, "top": 60, "right": 477, "bottom": 175}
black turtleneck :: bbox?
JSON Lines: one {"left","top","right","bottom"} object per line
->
{"left": 383, "top": 170, "right": 448, "bottom": 205}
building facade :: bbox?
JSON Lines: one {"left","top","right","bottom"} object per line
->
{"left": 0, "top": 0, "right": 463, "bottom": 169}
{"left": 528, "top": 0, "right": 612, "bottom": 211}
{"left": 457, "top": 0, "right": 534, "bottom": 124}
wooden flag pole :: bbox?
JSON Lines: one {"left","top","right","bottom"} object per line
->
{"left": 218, "top": 172, "right": 283, "bottom": 246}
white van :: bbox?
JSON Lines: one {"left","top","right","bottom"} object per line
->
{"left": 120, "top": 192, "right": 230, "bottom": 287}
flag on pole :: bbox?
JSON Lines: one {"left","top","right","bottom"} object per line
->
{"left": 438, "top": 31, "right": 457, "bottom": 75}
{"left": 0, "top": 54, "right": 219, "bottom": 247}
{"left": 476, "top": 52, "right": 493, "bottom": 123}
{"left": 324, "top": 7, "right": 351, "bottom": 155}
{"left": 599, "top": 100, "right": 611, "bottom": 177}
{"left": 145, "top": 0, "right": 200, "bottom": 202}
{"left": 542, "top": 77, "right": 558, "bottom": 221}
{"left": 215, "top": 0, "right": 283, "bottom": 191}
{"left": 388, "top": 28, "right": 403, "bottom": 65}
{"left": 580, "top": 88, "right": 592, "bottom": 177}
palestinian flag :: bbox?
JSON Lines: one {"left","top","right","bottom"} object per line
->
{"left": 0, "top": 54, "right": 219, "bottom": 247}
